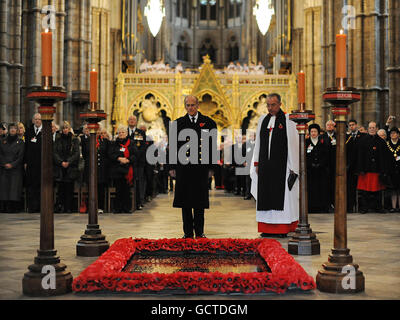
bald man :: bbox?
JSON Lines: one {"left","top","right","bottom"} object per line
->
{"left": 169, "top": 95, "right": 217, "bottom": 239}
{"left": 24, "top": 113, "right": 43, "bottom": 213}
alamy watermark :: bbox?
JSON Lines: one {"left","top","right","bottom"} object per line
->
{"left": 341, "top": 265, "right": 356, "bottom": 290}
{"left": 42, "top": 5, "right": 56, "bottom": 30}
{"left": 146, "top": 123, "right": 256, "bottom": 176}
{"left": 41, "top": 265, "right": 56, "bottom": 290}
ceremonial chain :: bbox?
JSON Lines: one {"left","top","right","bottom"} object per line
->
{"left": 386, "top": 141, "right": 400, "bottom": 157}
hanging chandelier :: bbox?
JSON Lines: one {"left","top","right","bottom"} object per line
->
{"left": 144, "top": 0, "right": 165, "bottom": 37}
{"left": 253, "top": 0, "right": 275, "bottom": 36}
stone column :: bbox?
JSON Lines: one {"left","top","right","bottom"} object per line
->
{"left": 0, "top": 0, "right": 23, "bottom": 123}
{"left": 387, "top": 0, "right": 400, "bottom": 127}
{"left": 21, "top": 0, "right": 42, "bottom": 123}
{"left": 64, "top": 0, "right": 91, "bottom": 129}
{"left": 304, "top": 2, "right": 323, "bottom": 125}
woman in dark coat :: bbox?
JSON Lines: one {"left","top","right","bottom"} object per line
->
{"left": 108, "top": 126, "right": 137, "bottom": 213}
{"left": 306, "top": 124, "right": 330, "bottom": 213}
{"left": 53, "top": 122, "right": 80, "bottom": 213}
{"left": 385, "top": 127, "right": 400, "bottom": 212}
{"left": 0, "top": 123, "right": 25, "bottom": 212}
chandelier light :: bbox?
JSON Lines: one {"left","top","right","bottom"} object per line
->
{"left": 253, "top": 0, "right": 275, "bottom": 36}
{"left": 144, "top": 0, "right": 165, "bottom": 37}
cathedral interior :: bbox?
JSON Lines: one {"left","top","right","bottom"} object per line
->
{"left": 0, "top": 0, "right": 400, "bottom": 303}
{"left": 1, "top": 0, "right": 399, "bottom": 136}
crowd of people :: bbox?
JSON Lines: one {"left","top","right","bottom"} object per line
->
{"left": 0, "top": 115, "right": 169, "bottom": 214}
{"left": 138, "top": 58, "right": 266, "bottom": 75}
{"left": 1, "top": 112, "right": 399, "bottom": 215}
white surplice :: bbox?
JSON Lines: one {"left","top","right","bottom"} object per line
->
{"left": 250, "top": 114, "right": 300, "bottom": 225}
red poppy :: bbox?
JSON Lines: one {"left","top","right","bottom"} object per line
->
{"left": 72, "top": 238, "right": 316, "bottom": 295}
{"left": 279, "top": 124, "right": 284, "bottom": 129}
{"left": 199, "top": 123, "right": 205, "bottom": 128}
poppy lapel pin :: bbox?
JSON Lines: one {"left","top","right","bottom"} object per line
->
{"left": 199, "top": 123, "right": 205, "bottom": 128}
{"left": 279, "top": 124, "right": 284, "bottom": 129}
{"left": 373, "top": 146, "right": 377, "bottom": 150}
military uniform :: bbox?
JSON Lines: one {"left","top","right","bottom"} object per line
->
{"left": 128, "top": 127, "right": 146, "bottom": 210}
{"left": 170, "top": 112, "right": 217, "bottom": 238}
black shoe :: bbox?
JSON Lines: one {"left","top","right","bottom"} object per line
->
{"left": 359, "top": 209, "right": 367, "bottom": 214}
{"left": 182, "top": 235, "right": 193, "bottom": 239}
{"left": 244, "top": 195, "right": 252, "bottom": 200}
{"left": 136, "top": 205, "right": 143, "bottom": 210}
{"left": 195, "top": 234, "right": 207, "bottom": 239}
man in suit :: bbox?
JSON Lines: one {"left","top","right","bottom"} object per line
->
{"left": 346, "top": 119, "right": 366, "bottom": 212}
{"left": 24, "top": 113, "right": 42, "bottom": 213}
{"left": 169, "top": 95, "right": 217, "bottom": 239}
{"left": 127, "top": 115, "right": 146, "bottom": 210}
{"left": 321, "top": 120, "right": 337, "bottom": 212}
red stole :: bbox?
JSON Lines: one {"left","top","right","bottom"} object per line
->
{"left": 120, "top": 138, "right": 134, "bottom": 186}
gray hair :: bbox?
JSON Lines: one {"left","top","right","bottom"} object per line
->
{"left": 184, "top": 95, "right": 199, "bottom": 105}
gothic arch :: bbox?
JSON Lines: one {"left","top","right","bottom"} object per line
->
{"left": 239, "top": 91, "right": 288, "bottom": 125}
{"left": 127, "top": 90, "right": 173, "bottom": 120}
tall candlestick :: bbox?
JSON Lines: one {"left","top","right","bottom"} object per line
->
{"left": 298, "top": 70, "right": 306, "bottom": 107}
{"left": 336, "top": 30, "right": 347, "bottom": 79}
{"left": 41, "top": 29, "right": 52, "bottom": 77}
{"left": 90, "top": 69, "right": 98, "bottom": 104}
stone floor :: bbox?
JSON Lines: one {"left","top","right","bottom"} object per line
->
{"left": 0, "top": 190, "right": 399, "bottom": 300}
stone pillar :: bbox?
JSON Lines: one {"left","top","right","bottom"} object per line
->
{"left": 91, "top": 6, "right": 111, "bottom": 127}
{"left": 304, "top": 2, "right": 323, "bottom": 125}
{"left": 387, "top": 0, "right": 400, "bottom": 127}
{"left": 21, "top": 0, "right": 43, "bottom": 124}
{"left": 342, "top": 0, "right": 389, "bottom": 126}
{"left": 63, "top": 0, "right": 91, "bottom": 129}
{"left": 0, "top": 0, "right": 23, "bottom": 123}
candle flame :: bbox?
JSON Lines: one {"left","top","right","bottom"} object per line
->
{"left": 340, "top": 29, "right": 344, "bottom": 35}
{"left": 92, "top": 68, "right": 96, "bottom": 72}
{"left": 300, "top": 70, "right": 304, "bottom": 73}
{"left": 45, "top": 28, "right": 49, "bottom": 33}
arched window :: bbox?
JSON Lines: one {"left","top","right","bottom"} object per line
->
{"left": 200, "top": 0, "right": 217, "bottom": 21}
{"left": 199, "top": 38, "right": 216, "bottom": 63}
{"left": 177, "top": 35, "right": 189, "bottom": 62}
{"left": 176, "top": 0, "right": 188, "bottom": 18}
{"left": 228, "top": 0, "right": 242, "bottom": 18}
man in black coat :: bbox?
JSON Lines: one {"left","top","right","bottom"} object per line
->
{"left": 169, "top": 95, "right": 217, "bottom": 239}
{"left": 321, "top": 120, "right": 337, "bottom": 212}
{"left": 346, "top": 119, "right": 366, "bottom": 212}
{"left": 127, "top": 115, "right": 146, "bottom": 210}
{"left": 24, "top": 113, "right": 42, "bottom": 213}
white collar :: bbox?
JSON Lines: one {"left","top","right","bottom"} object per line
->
{"left": 311, "top": 137, "right": 319, "bottom": 145}
{"left": 189, "top": 113, "right": 199, "bottom": 123}
{"left": 129, "top": 127, "right": 136, "bottom": 133}
{"left": 34, "top": 125, "right": 42, "bottom": 133}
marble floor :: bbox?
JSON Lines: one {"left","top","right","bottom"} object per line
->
{"left": 0, "top": 190, "right": 399, "bottom": 300}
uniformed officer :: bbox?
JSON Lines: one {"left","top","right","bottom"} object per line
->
{"left": 127, "top": 115, "right": 146, "bottom": 210}
{"left": 169, "top": 95, "right": 217, "bottom": 239}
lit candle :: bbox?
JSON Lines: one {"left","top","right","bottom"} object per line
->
{"left": 41, "top": 29, "right": 52, "bottom": 77}
{"left": 336, "top": 29, "right": 347, "bottom": 79}
{"left": 90, "top": 69, "right": 98, "bottom": 103}
{"left": 298, "top": 70, "right": 306, "bottom": 106}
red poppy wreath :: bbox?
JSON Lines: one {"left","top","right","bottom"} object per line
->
{"left": 72, "top": 238, "right": 316, "bottom": 295}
